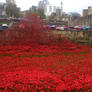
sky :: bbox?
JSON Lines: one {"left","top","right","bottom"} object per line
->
{"left": 1, "top": 0, "right": 92, "bottom": 14}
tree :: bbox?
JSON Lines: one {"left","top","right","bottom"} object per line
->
{"left": 37, "top": 8, "right": 46, "bottom": 19}
{"left": 28, "top": 8, "right": 46, "bottom": 19}
{"left": 48, "top": 13, "right": 56, "bottom": 21}
{"left": 6, "top": 3, "right": 20, "bottom": 18}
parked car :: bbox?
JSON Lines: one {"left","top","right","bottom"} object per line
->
{"left": 56, "top": 26, "right": 64, "bottom": 31}
{"left": 63, "top": 25, "right": 70, "bottom": 30}
{"left": 49, "top": 25, "right": 56, "bottom": 30}
{"left": 2, "top": 24, "right": 8, "bottom": 29}
{"left": 74, "top": 26, "right": 82, "bottom": 31}
{"left": 12, "top": 18, "right": 21, "bottom": 22}
{"left": 82, "top": 26, "right": 91, "bottom": 31}
{"left": 43, "top": 25, "right": 50, "bottom": 30}
{"left": 69, "top": 27, "right": 75, "bottom": 30}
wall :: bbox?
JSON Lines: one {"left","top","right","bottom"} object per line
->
{"left": 69, "top": 15, "right": 92, "bottom": 27}
{"left": 54, "top": 30, "right": 92, "bottom": 46}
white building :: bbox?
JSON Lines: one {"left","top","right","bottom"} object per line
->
{"left": 45, "top": 5, "right": 57, "bottom": 16}
{"left": 38, "top": 0, "right": 63, "bottom": 17}
{"left": 0, "top": 2, "right": 7, "bottom": 17}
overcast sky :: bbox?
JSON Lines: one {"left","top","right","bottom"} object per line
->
{"left": 1, "top": 0, "right": 92, "bottom": 14}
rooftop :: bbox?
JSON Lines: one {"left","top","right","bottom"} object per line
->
{"left": 69, "top": 12, "right": 81, "bottom": 17}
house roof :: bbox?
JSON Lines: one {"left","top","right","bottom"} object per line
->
{"left": 69, "top": 12, "right": 81, "bottom": 17}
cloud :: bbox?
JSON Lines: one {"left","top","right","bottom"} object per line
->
{"left": 62, "top": 0, "right": 92, "bottom": 14}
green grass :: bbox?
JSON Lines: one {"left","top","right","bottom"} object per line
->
{"left": 18, "top": 54, "right": 50, "bottom": 58}
{"left": 62, "top": 52, "right": 74, "bottom": 55}
{"left": 0, "top": 53, "right": 14, "bottom": 57}
{"left": 80, "top": 51, "right": 89, "bottom": 54}
{"left": 0, "top": 21, "right": 11, "bottom": 25}
{"left": 0, "top": 51, "right": 88, "bottom": 58}
{"left": 62, "top": 51, "right": 89, "bottom": 56}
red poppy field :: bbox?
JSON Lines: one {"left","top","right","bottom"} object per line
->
{"left": 0, "top": 14, "right": 92, "bottom": 92}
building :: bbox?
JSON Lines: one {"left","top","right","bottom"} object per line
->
{"left": 38, "top": 0, "right": 63, "bottom": 17}
{"left": 38, "top": 0, "right": 50, "bottom": 16}
{"left": 56, "top": 7, "right": 62, "bottom": 17}
{"left": 56, "top": 2, "right": 63, "bottom": 17}
{"left": 69, "top": 14, "right": 92, "bottom": 27}
{"left": 69, "top": 6, "right": 92, "bottom": 27}
{"left": 83, "top": 6, "right": 92, "bottom": 17}
{"left": 31, "top": 6, "right": 37, "bottom": 12}
{"left": 0, "top": 2, "right": 7, "bottom": 17}
{"left": 38, "top": 0, "right": 49, "bottom": 9}
{"left": 45, "top": 5, "right": 57, "bottom": 16}
{"left": 62, "top": 12, "right": 70, "bottom": 21}
{"left": 83, "top": 9, "right": 88, "bottom": 17}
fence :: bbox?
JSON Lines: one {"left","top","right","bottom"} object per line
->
{"left": 0, "top": 29, "right": 27, "bottom": 45}
{"left": 54, "top": 30, "right": 92, "bottom": 46}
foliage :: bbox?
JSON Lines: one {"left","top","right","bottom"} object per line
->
{"left": 6, "top": 3, "right": 20, "bottom": 18}
{"left": 29, "top": 8, "right": 46, "bottom": 19}
{"left": 48, "top": 12, "right": 57, "bottom": 20}
{"left": 37, "top": 8, "right": 46, "bottom": 19}
{"left": 0, "top": 38, "right": 91, "bottom": 91}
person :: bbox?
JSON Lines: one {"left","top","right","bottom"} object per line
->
{"left": 0, "top": 25, "right": 3, "bottom": 31}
